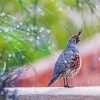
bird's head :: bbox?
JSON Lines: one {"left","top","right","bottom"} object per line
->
{"left": 68, "top": 29, "right": 82, "bottom": 45}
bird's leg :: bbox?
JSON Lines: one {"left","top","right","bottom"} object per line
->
{"left": 63, "top": 77, "right": 73, "bottom": 88}
{"left": 63, "top": 77, "right": 66, "bottom": 87}
{"left": 63, "top": 77, "right": 69, "bottom": 87}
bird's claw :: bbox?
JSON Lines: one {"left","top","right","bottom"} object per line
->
{"left": 64, "top": 85, "right": 74, "bottom": 88}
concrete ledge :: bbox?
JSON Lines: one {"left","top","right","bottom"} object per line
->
{"left": 3, "top": 87, "right": 100, "bottom": 100}
{"left": 19, "top": 95, "right": 100, "bottom": 100}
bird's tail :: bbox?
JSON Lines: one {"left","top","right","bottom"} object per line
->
{"left": 48, "top": 75, "right": 58, "bottom": 86}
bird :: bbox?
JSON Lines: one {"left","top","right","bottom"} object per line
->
{"left": 48, "top": 30, "right": 82, "bottom": 87}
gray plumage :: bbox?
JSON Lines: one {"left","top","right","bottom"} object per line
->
{"left": 48, "top": 32, "right": 82, "bottom": 87}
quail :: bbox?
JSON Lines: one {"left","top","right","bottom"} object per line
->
{"left": 48, "top": 30, "right": 82, "bottom": 87}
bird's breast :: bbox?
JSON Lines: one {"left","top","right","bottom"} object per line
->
{"left": 65, "top": 53, "right": 81, "bottom": 77}
{"left": 71, "top": 54, "right": 81, "bottom": 70}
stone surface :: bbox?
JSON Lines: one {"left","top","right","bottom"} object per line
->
{"left": 3, "top": 87, "right": 100, "bottom": 100}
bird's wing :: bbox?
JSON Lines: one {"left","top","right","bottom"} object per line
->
{"left": 53, "top": 50, "right": 74, "bottom": 76}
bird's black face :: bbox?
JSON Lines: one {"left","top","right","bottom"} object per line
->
{"left": 75, "top": 37, "right": 80, "bottom": 44}
{"left": 68, "top": 37, "right": 80, "bottom": 45}
{"left": 68, "top": 29, "right": 82, "bottom": 45}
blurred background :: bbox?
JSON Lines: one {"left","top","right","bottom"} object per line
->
{"left": 0, "top": 0, "right": 100, "bottom": 87}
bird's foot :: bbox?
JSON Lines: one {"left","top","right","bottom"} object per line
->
{"left": 64, "top": 85, "right": 74, "bottom": 88}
